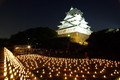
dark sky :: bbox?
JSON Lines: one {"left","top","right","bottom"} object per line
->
{"left": 0, "top": 0, "right": 120, "bottom": 38}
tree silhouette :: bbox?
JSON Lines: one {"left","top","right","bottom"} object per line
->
{"left": 9, "top": 27, "right": 57, "bottom": 46}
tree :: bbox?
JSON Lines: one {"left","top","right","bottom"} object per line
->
{"left": 87, "top": 28, "right": 120, "bottom": 60}
{"left": 0, "top": 38, "right": 9, "bottom": 47}
{"left": 9, "top": 27, "right": 57, "bottom": 46}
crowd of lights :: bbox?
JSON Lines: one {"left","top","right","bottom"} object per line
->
{"left": 3, "top": 47, "right": 38, "bottom": 80}
{"left": 1, "top": 47, "right": 120, "bottom": 80}
{"left": 17, "top": 54, "right": 120, "bottom": 80}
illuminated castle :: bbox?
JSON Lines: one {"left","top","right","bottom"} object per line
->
{"left": 57, "top": 7, "right": 92, "bottom": 45}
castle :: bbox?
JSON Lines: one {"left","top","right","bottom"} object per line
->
{"left": 56, "top": 7, "right": 92, "bottom": 45}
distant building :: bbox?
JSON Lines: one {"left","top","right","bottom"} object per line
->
{"left": 56, "top": 7, "right": 92, "bottom": 45}
{"left": 14, "top": 45, "right": 32, "bottom": 55}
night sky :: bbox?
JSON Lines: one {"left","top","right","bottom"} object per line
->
{"left": 0, "top": 0, "right": 120, "bottom": 38}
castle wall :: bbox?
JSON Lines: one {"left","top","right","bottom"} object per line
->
{"left": 57, "top": 7, "right": 92, "bottom": 45}
{"left": 58, "top": 32, "right": 89, "bottom": 44}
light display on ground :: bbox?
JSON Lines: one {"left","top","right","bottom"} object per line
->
{"left": 0, "top": 47, "right": 119, "bottom": 80}
{"left": 3, "top": 48, "right": 38, "bottom": 80}
{"left": 17, "top": 54, "right": 120, "bottom": 80}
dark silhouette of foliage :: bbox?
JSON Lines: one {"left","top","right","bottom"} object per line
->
{"left": 87, "top": 28, "right": 120, "bottom": 60}
{"left": 9, "top": 27, "right": 57, "bottom": 45}
{"left": 0, "top": 38, "right": 9, "bottom": 47}
{"left": 42, "top": 37, "right": 71, "bottom": 49}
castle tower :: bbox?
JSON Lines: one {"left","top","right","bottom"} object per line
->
{"left": 56, "top": 7, "right": 92, "bottom": 45}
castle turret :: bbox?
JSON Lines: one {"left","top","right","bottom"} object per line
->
{"left": 57, "top": 7, "right": 92, "bottom": 45}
